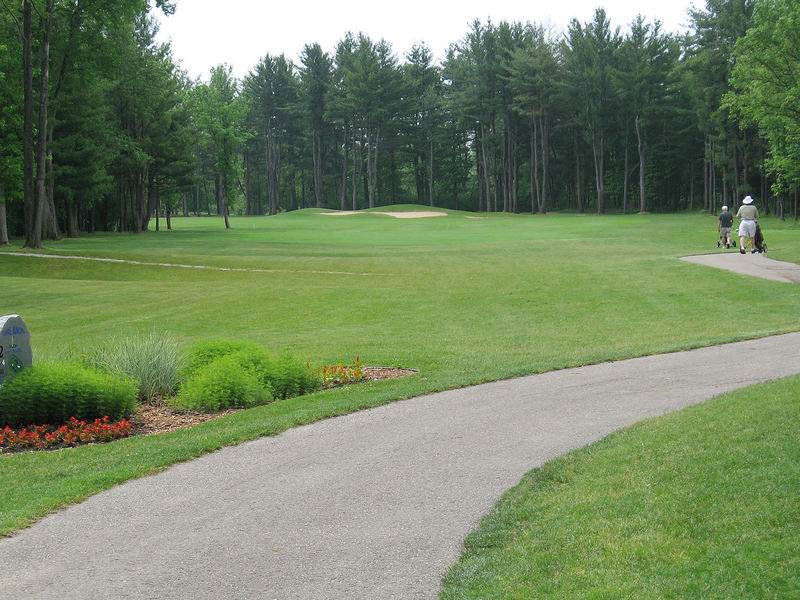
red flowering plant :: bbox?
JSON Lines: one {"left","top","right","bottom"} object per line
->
{"left": 0, "top": 416, "right": 133, "bottom": 452}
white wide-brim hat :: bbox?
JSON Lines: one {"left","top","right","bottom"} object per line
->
{"left": 743, "top": 195, "right": 754, "bottom": 204}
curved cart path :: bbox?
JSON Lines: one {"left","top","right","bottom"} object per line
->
{"left": 681, "top": 253, "right": 800, "bottom": 283}
{"left": 3, "top": 333, "right": 800, "bottom": 600}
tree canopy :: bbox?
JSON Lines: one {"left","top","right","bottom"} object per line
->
{"left": 0, "top": 0, "right": 797, "bottom": 242}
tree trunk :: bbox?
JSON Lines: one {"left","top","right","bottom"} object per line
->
{"left": 711, "top": 154, "right": 717, "bottom": 214}
{"left": 134, "top": 168, "right": 147, "bottom": 232}
{"left": 428, "top": 136, "right": 434, "bottom": 207}
{"left": 351, "top": 129, "right": 360, "bottom": 211}
{"left": 43, "top": 122, "right": 60, "bottom": 239}
{"left": 574, "top": 135, "right": 583, "bottom": 213}
{"left": 119, "top": 181, "right": 126, "bottom": 232}
{"left": 340, "top": 125, "right": 348, "bottom": 210}
{"left": 531, "top": 120, "right": 541, "bottom": 213}
{"left": 501, "top": 124, "right": 509, "bottom": 213}
{"left": 480, "top": 125, "right": 492, "bottom": 212}
{"left": 67, "top": 199, "right": 79, "bottom": 237}
{"left": 703, "top": 137, "right": 710, "bottom": 212}
{"left": 290, "top": 170, "right": 297, "bottom": 210}
{"left": 539, "top": 115, "right": 548, "bottom": 214}
{"left": 476, "top": 140, "right": 485, "bottom": 212}
{"left": 733, "top": 143, "right": 740, "bottom": 210}
{"left": 266, "top": 127, "right": 279, "bottom": 215}
{"left": 362, "top": 143, "right": 369, "bottom": 207}
{"left": 28, "top": 0, "right": 55, "bottom": 249}
{"left": 388, "top": 149, "right": 397, "bottom": 204}
{"left": 166, "top": 206, "right": 172, "bottom": 230}
{"left": 155, "top": 184, "right": 160, "bottom": 231}
{"left": 622, "top": 129, "right": 629, "bottom": 214}
{"left": 591, "top": 131, "right": 605, "bottom": 214}
{"left": 635, "top": 115, "right": 646, "bottom": 213}
{"left": 512, "top": 126, "right": 519, "bottom": 213}
{"left": 312, "top": 130, "right": 323, "bottom": 208}
{"left": 722, "top": 168, "right": 728, "bottom": 211}
{"left": 0, "top": 184, "right": 8, "bottom": 245}
{"left": 243, "top": 152, "right": 252, "bottom": 215}
{"left": 220, "top": 172, "right": 231, "bottom": 229}
{"left": 142, "top": 169, "right": 153, "bottom": 231}
{"left": 366, "top": 126, "right": 379, "bottom": 208}
{"left": 22, "top": 0, "right": 35, "bottom": 244}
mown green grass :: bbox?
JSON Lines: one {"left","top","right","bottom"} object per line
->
{"left": 0, "top": 208, "right": 798, "bottom": 536}
{"left": 441, "top": 374, "right": 800, "bottom": 599}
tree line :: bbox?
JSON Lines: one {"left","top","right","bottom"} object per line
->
{"left": 0, "top": 0, "right": 798, "bottom": 246}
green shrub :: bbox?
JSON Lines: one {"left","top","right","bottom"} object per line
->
{"left": 171, "top": 355, "right": 273, "bottom": 412}
{"left": 271, "top": 352, "right": 322, "bottom": 399}
{"left": 0, "top": 363, "right": 137, "bottom": 427}
{"left": 181, "top": 339, "right": 263, "bottom": 381}
{"left": 181, "top": 340, "right": 322, "bottom": 400}
{"left": 86, "top": 332, "right": 183, "bottom": 403}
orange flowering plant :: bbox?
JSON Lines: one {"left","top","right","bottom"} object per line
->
{"left": 318, "top": 356, "right": 365, "bottom": 388}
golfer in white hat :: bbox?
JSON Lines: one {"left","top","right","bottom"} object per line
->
{"left": 736, "top": 196, "right": 758, "bottom": 254}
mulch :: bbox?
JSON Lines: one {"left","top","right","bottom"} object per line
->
{"left": 131, "top": 404, "right": 241, "bottom": 436}
{"left": 132, "top": 366, "right": 417, "bottom": 437}
{"left": 364, "top": 366, "right": 417, "bottom": 381}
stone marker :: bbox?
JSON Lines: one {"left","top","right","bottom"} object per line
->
{"left": 0, "top": 315, "right": 32, "bottom": 385}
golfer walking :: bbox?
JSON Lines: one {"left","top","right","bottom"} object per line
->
{"left": 718, "top": 205, "right": 733, "bottom": 248}
{"left": 737, "top": 195, "right": 758, "bottom": 254}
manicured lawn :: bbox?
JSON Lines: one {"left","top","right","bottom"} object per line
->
{"left": 440, "top": 374, "right": 800, "bottom": 599}
{"left": 0, "top": 208, "right": 798, "bottom": 536}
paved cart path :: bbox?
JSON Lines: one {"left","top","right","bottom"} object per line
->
{"left": 681, "top": 253, "right": 800, "bottom": 283}
{"left": 3, "top": 333, "right": 800, "bottom": 600}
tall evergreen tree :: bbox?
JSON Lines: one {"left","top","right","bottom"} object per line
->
{"left": 299, "top": 43, "right": 332, "bottom": 209}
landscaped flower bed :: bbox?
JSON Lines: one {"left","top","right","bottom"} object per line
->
{"left": 320, "top": 359, "right": 417, "bottom": 388}
{"left": 0, "top": 335, "right": 417, "bottom": 452}
{"left": 0, "top": 416, "right": 133, "bottom": 452}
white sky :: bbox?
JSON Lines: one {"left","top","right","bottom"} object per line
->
{"left": 154, "top": 0, "right": 698, "bottom": 80}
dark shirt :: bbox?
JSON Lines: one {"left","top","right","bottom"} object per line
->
{"left": 719, "top": 211, "right": 733, "bottom": 227}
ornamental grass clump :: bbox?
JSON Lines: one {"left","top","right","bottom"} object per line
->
{"left": 0, "top": 363, "right": 136, "bottom": 428}
{"left": 86, "top": 332, "right": 183, "bottom": 403}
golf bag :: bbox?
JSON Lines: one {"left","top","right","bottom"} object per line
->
{"left": 754, "top": 222, "right": 767, "bottom": 253}
{"left": 717, "top": 233, "right": 736, "bottom": 248}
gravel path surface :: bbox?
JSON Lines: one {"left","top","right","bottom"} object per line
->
{"left": 0, "top": 251, "right": 374, "bottom": 276}
{"left": 681, "top": 253, "right": 800, "bottom": 283}
{"left": 3, "top": 333, "right": 800, "bottom": 600}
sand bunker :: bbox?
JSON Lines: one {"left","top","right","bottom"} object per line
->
{"left": 320, "top": 210, "right": 447, "bottom": 219}
{"left": 376, "top": 211, "right": 447, "bottom": 219}
{"left": 681, "top": 253, "right": 800, "bottom": 284}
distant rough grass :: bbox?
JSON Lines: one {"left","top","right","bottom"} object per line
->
{"left": 86, "top": 332, "right": 183, "bottom": 403}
